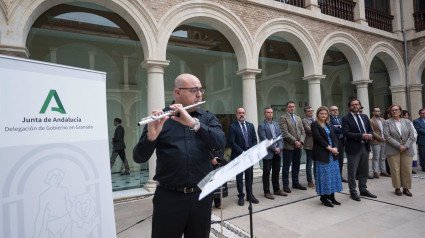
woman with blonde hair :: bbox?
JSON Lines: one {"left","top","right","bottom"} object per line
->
{"left": 311, "top": 106, "right": 343, "bottom": 207}
{"left": 383, "top": 105, "right": 415, "bottom": 196}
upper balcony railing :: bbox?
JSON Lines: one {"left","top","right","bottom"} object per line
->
{"left": 274, "top": 0, "right": 305, "bottom": 8}
{"left": 413, "top": 10, "right": 425, "bottom": 32}
{"left": 365, "top": 8, "right": 393, "bottom": 32}
{"left": 318, "top": 0, "right": 355, "bottom": 22}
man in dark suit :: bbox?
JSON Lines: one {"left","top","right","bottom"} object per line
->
{"left": 329, "top": 105, "right": 348, "bottom": 182}
{"left": 258, "top": 107, "right": 286, "bottom": 199}
{"left": 413, "top": 108, "right": 425, "bottom": 172}
{"left": 342, "top": 99, "right": 377, "bottom": 201}
{"left": 229, "top": 107, "right": 258, "bottom": 206}
{"left": 110, "top": 118, "right": 130, "bottom": 175}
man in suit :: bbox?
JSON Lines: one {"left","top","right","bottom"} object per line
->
{"left": 302, "top": 106, "right": 315, "bottom": 188}
{"left": 228, "top": 107, "right": 259, "bottom": 206}
{"left": 342, "top": 99, "right": 377, "bottom": 201}
{"left": 370, "top": 107, "right": 390, "bottom": 178}
{"left": 413, "top": 108, "right": 425, "bottom": 172}
{"left": 330, "top": 105, "right": 348, "bottom": 182}
{"left": 110, "top": 118, "right": 130, "bottom": 175}
{"left": 278, "top": 101, "right": 307, "bottom": 193}
{"left": 258, "top": 107, "right": 287, "bottom": 199}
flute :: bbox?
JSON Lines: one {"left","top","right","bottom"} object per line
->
{"left": 137, "top": 101, "right": 206, "bottom": 126}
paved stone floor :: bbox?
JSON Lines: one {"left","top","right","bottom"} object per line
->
{"left": 114, "top": 166, "right": 425, "bottom": 238}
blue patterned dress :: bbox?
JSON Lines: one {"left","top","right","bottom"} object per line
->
{"left": 315, "top": 125, "right": 343, "bottom": 195}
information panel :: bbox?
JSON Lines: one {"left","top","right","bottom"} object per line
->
{"left": 0, "top": 55, "right": 116, "bottom": 238}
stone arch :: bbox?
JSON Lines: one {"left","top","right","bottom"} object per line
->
{"left": 253, "top": 18, "right": 319, "bottom": 76}
{"left": 409, "top": 46, "right": 425, "bottom": 85}
{"left": 367, "top": 42, "right": 405, "bottom": 86}
{"left": 319, "top": 32, "right": 367, "bottom": 82}
{"left": 157, "top": 1, "right": 251, "bottom": 70}
{"left": 17, "top": 0, "right": 157, "bottom": 59}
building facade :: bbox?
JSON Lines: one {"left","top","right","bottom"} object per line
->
{"left": 1, "top": 0, "right": 424, "bottom": 191}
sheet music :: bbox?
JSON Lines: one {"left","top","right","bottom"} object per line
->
{"left": 198, "top": 136, "right": 282, "bottom": 200}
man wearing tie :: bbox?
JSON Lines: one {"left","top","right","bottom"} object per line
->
{"left": 413, "top": 108, "right": 425, "bottom": 172}
{"left": 228, "top": 107, "right": 259, "bottom": 206}
{"left": 330, "top": 105, "right": 348, "bottom": 182}
{"left": 301, "top": 106, "right": 315, "bottom": 188}
{"left": 342, "top": 99, "right": 377, "bottom": 201}
{"left": 279, "top": 101, "right": 306, "bottom": 193}
{"left": 258, "top": 107, "right": 286, "bottom": 199}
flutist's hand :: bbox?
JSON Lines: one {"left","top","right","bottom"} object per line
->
{"left": 147, "top": 110, "right": 169, "bottom": 141}
{"left": 170, "top": 104, "right": 200, "bottom": 132}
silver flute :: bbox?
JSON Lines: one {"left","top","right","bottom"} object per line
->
{"left": 137, "top": 101, "right": 206, "bottom": 126}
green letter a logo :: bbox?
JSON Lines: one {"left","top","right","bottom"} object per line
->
{"left": 40, "top": 90, "right": 66, "bottom": 114}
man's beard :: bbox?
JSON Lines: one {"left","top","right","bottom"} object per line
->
{"left": 238, "top": 116, "right": 245, "bottom": 122}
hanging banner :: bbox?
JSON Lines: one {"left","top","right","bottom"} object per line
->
{"left": 0, "top": 55, "right": 116, "bottom": 238}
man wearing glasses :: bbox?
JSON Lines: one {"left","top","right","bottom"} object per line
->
{"left": 133, "top": 74, "right": 225, "bottom": 238}
{"left": 329, "top": 106, "right": 348, "bottom": 183}
{"left": 342, "top": 99, "right": 377, "bottom": 201}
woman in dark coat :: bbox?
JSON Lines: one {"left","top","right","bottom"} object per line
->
{"left": 312, "top": 106, "right": 343, "bottom": 207}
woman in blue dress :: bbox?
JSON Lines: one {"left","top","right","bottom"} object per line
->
{"left": 311, "top": 106, "right": 343, "bottom": 207}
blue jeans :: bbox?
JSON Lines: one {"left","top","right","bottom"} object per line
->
{"left": 305, "top": 149, "right": 313, "bottom": 183}
{"left": 282, "top": 148, "right": 301, "bottom": 186}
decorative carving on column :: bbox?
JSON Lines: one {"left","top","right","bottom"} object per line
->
{"left": 141, "top": 58, "right": 169, "bottom": 192}
{"left": 302, "top": 74, "right": 325, "bottom": 111}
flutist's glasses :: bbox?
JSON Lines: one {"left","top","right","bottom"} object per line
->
{"left": 178, "top": 87, "right": 205, "bottom": 94}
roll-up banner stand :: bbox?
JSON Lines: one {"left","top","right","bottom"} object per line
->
{"left": 0, "top": 55, "right": 116, "bottom": 238}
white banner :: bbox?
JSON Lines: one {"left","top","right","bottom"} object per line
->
{"left": 0, "top": 55, "right": 116, "bottom": 238}
{"left": 198, "top": 136, "right": 282, "bottom": 200}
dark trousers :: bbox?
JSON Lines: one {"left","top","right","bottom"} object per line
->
{"left": 152, "top": 186, "right": 213, "bottom": 238}
{"left": 110, "top": 149, "right": 130, "bottom": 172}
{"left": 282, "top": 148, "right": 301, "bottom": 186}
{"left": 346, "top": 143, "right": 369, "bottom": 194}
{"left": 418, "top": 145, "right": 425, "bottom": 170}
{"left": 305, "top": 149, "right": 313, "bottom": 183}
{"left": 262, "top": 154, "right": 281, "bottom": 194}
{"left": 236, "top": 166, "right": 253, "bottom": 198}
{"left": 337, "top": 138, "right": 345, "bottom": 176}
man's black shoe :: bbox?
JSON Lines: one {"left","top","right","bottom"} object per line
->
{"left": 341, "top": 177, "right": 348, "bottom": 183}
{"left": 368, "top": 175, "right": 374, "bottom": 179}
{"left": 360, "top": 190, "right": 377, "bottom": 198}
{"left": 292, "top": 183, "right": 307, "bottom": 190}
{"left": 238, "top": 197, "right": 244, "bottom": 206}
{"left": 247, "top": 195, "right": 259, "bottom": 204}
{"left": 282, "top": 185, "right": 292, "bottom": 193}
{"left": 350, "top": 193, "right": 361, "bottom": 201}
{"left": 121, "top": 171, "right": 130, "bottom": 175}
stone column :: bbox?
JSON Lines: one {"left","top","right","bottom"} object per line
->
{"left": 305, "top": 0, "right": 320, "bottom": 13}
{"left": 123, "top": 55, "right": 130, "bottom": 90}
{"left": 88, "top": 51, "right": 96, "bottom": 70}
{"left": 237, "top": 68, "right": 262, "bottom": 175}
{"left": 400, "top": 0, "right": 416, "bottom": 37}
{"left": 50, "top": 47, "right": 57, "bottom": 63}
{"left": 389, "top": 85, "right": 407, "bottom": 111}
{"left": 391, "top": 0, "right": 402, "bottom": 35}
{"left": 352, "top": 80, "right": 373, "bottom": 117}
{"left": 353, "top": 0, "right": 367, "bottom": 25}
{"left": 302, "top": 75, "right": 325, "bottom": 110}
{"left": 409, "top": 84, "right": 423, "bottom": 117}
{"left": 141, "top": 59, "right": 170, "bottom": 192}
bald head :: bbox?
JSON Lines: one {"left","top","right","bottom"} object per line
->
{"left": 174, "top": 73, "right": 203, "bottom": 108}
{"left": 175, "top": 74, "right": 198, "bottom": 88}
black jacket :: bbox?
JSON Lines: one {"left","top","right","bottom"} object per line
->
{"left": 133, "top": 108, "right": 225, "bottom": 187}
{"left": 312, "top": 121, "right": 339, "bottom": 163}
